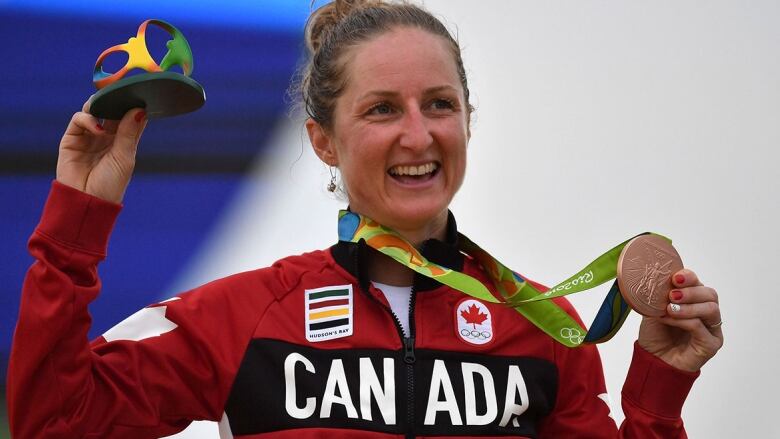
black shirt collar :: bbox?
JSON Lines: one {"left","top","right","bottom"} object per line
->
{"left": 330, "top": 211, "right": 465, "bottom": 293}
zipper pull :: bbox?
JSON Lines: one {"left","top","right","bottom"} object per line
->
{"left": 404, "top": 337, "right": 416, "bottom": 364}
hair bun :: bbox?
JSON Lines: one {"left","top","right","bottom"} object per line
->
{"left": 305, "top": 0, "right": 382, "bottom": 54}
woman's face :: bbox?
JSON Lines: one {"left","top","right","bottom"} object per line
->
{"left": 310, "top": 27, "right": 470, "bottom": 236}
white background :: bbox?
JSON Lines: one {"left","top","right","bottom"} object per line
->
{"left": 169, "top": 1, "right": 780, "bottom": 437}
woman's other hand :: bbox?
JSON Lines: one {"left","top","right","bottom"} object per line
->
{"left": 637, "top": 268, "right": 724, "bottom": 372}
{"left": 56, "top": 99, "right": 147, "bottom": 204}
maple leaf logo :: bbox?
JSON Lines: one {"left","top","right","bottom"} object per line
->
{"left": 461, "top": 304, "right": 488, "bottom": 329}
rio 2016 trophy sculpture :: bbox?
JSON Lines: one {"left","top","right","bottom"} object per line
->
{"left": 88, "top": 19, "right": 205, "bottom": 120}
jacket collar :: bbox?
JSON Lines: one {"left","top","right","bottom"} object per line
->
{"left": 330, "top": 211, "right": 465, "bottom": 293}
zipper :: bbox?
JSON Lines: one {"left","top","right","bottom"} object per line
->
{"left": 404, "top": 285, "right": 417, "bottom": 439}
{"left": 353, "top": 244, "right": 418, "bottom": 438}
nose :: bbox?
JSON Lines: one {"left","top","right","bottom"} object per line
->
{"left": 398, "top": 106, "right": 433, "bottom": 151}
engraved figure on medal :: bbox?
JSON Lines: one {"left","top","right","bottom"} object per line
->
{"left": 617, "top": 235, "right": 683, "bottom": 317}
{"left": 634, "top": 258, "right": 672, "bottom": 306}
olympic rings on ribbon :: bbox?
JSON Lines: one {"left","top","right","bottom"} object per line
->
{"left": 93, "top": 19, "right": 194, "bottom": 89}
{"left": 460, "top": 329, "right": 492, "bottom": 340}
{"left": 560, "top": 327, "right": 584, "bottom": 344}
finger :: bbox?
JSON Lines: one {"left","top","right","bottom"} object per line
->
{"left": 112, "top": 108, "right": 147, "bottom": 160}
{"left": 669, "top": 285, "right": 719, "bottom": 305}
{"left": 657, "top": 315, "right": 709, "bottom": 335}
{"left": 65, "top": 112, "right": 104, "bottom": 137}
{"left": 80, "top": 97, "right": 122, "bottom": 133}
{"left": 81, "top": 97, "right": 93, "bottom": 113}
{"left": 657, "top": 316, "right": 723, "bottom": 345}
{"left": 102, "top": 119, "right": 120, "bottom": 135}
{"left": 667, "top": 301, "right": 721, "bottom": 328}
{"left": 708, "top": 321, "right": 724, "bottom": 340}
{"left": 672, "top": 268, "right": 703, "bottom": 288}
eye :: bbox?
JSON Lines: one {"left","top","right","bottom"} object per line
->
{"left": 366, "top": 102, "right": 395, "bottom": 116}
{"left": 429, "top": 98, "right": 455, "bottom": 111}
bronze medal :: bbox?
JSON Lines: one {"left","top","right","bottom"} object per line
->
{"left": 617, "top": 235, "right": 684, "bottom": 317}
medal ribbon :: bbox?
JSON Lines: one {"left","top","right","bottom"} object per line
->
{"left": 338, "top": 210, "right": 669, "bottom": 347}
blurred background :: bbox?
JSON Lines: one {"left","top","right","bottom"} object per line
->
{"left": 0, "top": 1, "right": 312, "bottom": 436}
{"left": 2, "top": 1, "right": 778, "bottom": 437}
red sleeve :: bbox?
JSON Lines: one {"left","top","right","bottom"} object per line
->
{"left": 530, "top": 295, "right": 699, "bottom": 438}
{"left": 7, "top": 181, "right": 277, "bottom": 438}
{"left": 618, "top": 342, "right": 699, "bottom": 437}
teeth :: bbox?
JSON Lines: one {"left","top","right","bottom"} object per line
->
{"left": 389, "top": 163, "right": 438, "bottom": 176}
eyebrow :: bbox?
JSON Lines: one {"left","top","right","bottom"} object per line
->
{"left": 356, "top": 85, "right": 459, "bottom": 101}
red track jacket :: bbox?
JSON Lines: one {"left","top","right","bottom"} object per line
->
{"left": 8, "top": 182, "right": 699, "bottom": 438}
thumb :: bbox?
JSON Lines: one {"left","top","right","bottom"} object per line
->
{"left": 113, "top": 108, "right": 147, "bottom": 161}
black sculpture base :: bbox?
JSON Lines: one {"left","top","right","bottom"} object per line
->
{"left": 89, "top": 72, "right": 205, "bottom": 120}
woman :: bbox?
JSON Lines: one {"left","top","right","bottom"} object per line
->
{"left": 8, "top": 1, "right": 723, "bottom": 437}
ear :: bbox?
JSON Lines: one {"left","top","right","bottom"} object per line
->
{"left": 306, "top": 118, "right": 338, "bottom": 166}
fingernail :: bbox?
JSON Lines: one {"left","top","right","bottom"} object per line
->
{"left": 674, "top": 274, "right": 685, "bottom": 285}
{"left": 671, "top": 290, "right": 683, "bottom": 301}
{"left": 134, "top": 110, "right": 146, "bottom": 123}
{"left": 96, "top": 123, "right": 104, "bottom": 131}
{"left": 670, "top": 303, "right": 681, "bottom": 313}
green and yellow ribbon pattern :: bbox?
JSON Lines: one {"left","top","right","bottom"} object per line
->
{"left": 338, "top": 210, "right": 668, "bottom": 347}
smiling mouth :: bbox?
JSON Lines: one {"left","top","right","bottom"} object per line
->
{"left": 387, "top": 162, "right": 440, "bottom": 183}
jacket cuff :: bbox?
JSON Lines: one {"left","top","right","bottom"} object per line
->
{"left": 35, "top": 180, "right": 123, "bottom": 257}
{"left": 622, "top": 341, "right": 700, "bottom": 418}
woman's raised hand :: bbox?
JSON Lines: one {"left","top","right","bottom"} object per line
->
{"left": 56, "top": 99, "right": 147, "bottom": 204}
{"left": 637, "top": 268, "right": 724, "bottom": 372}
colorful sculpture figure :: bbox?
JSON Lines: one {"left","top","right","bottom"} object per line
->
{"left": 89, "top": 19, "right": 205, "bottom": 120}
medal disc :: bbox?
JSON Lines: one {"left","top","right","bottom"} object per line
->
{"left": 617, "top": 235, "right": 683, "bottom": 317}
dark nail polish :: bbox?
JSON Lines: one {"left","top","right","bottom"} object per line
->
{"left": 674, "top": 274, "right": 685, "bottom": 285}
{"left": 134, "top": 110, "right": 146, "bottom": 123}
{"left": 671, "top": 290, "right": 683, "bottom": 301}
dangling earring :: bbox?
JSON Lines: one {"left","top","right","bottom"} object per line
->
{"left": 327, "top": 166, "right": 337, "bottom": 192}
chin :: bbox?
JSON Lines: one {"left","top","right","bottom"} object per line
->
{"left": 382, "top": 200, "right": 450, "bottom": 231}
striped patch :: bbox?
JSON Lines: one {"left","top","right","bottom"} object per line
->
{"left": 305, "top": 285, "right": 353, "bottom": 342}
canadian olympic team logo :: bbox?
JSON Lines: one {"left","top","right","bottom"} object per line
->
{"left": 455, "top": 299, "right": 494, "bottom": 346}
